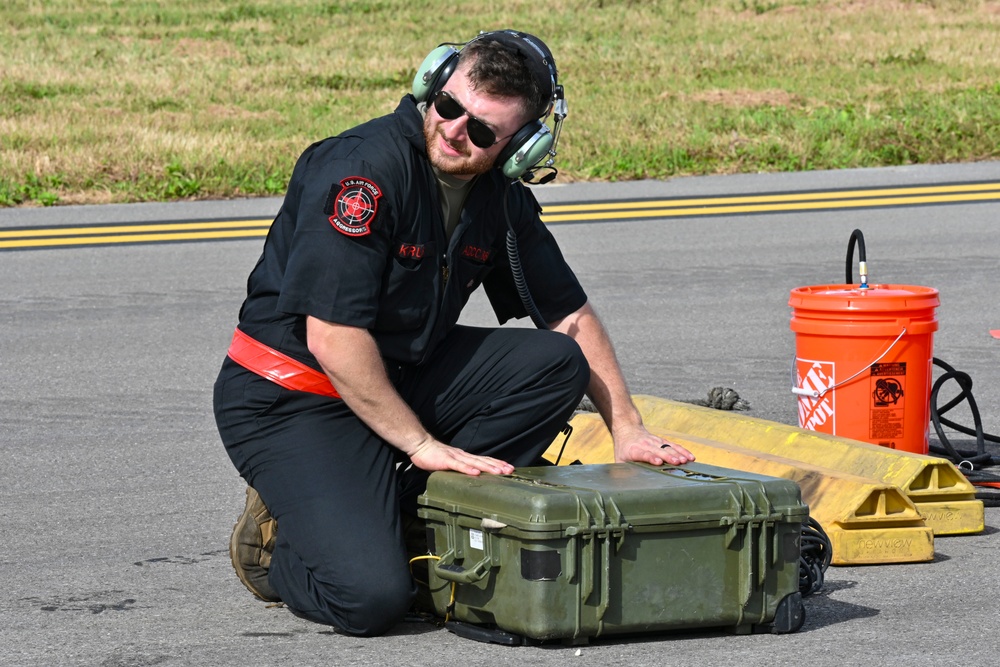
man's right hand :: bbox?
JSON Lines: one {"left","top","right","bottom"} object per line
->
{"left": 407, "top": 437, "right": 515, "bottom": 476}
{"left": 307, "top": 316, "right": 515, "bottom": 478}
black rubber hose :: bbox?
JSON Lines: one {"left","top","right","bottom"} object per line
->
{"left": 927, "top": 358, "right": 1000, "bottom": 505}
{"left": 929, "top": 358, "right": 1000, "bottom": 466}
{"left": 846, "top": 228, "right": 867, "bottom": 286}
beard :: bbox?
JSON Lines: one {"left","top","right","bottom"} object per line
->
{"left": 423, "top": 119, "right": 496, "bottom": 177}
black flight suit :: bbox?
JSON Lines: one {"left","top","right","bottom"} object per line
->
{"left": 213, "top": 95, "right": 590, "bottom": 635}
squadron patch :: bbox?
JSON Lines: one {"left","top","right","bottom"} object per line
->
{"left": 329, "top": 177, "right": 382, "bottom": 237}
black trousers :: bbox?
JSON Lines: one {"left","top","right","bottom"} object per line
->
{"left": 213, "top": 325, "right": 590, "bottom": 636}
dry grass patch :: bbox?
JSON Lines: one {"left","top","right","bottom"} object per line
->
{"left": 2, "top": 0, "right": 999, "bottom": 205}
{"left": 682, "top": 89, "right": 809, "bottom": 109}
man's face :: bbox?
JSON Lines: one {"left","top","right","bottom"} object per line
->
{"left": 423, "top": 65, "right": 530, "bottom": 180}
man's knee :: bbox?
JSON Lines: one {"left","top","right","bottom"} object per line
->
{"left": 544, "top": 331, "right": 591, "bottom": 396}
{"left": 280, "top": 566, "right": 414, "bottom": 636}
{"left": 267, "top": 515, "right": 416, "bottom": 636}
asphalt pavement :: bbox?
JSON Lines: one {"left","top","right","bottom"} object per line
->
{"left": 2, "top": 161, "right": 1000, "bottom": 666}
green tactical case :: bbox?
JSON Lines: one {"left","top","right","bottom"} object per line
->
{"left": 417, "top": 462, "right": 808, "bottom": 642}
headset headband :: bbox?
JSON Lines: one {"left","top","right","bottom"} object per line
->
{"left": 469, "top": 30, "right": 558, "bottom": 112}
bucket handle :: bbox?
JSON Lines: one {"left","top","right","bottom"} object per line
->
{"left": 791, "top": 327, "right": 907, "bottom": 398}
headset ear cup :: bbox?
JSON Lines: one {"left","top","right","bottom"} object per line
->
{"left": 499, "top": 123, "right": 553, "bottom": 180}
{"left": 412, "top": 46, "right": 459, "bottom": 102}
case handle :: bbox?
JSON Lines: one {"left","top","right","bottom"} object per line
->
{"left": 433, "top": 549, "right": 493, "bottom": 584}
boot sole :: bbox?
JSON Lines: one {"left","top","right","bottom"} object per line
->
{"left": 229, "top": 487, "right": 281, "bottom": 602}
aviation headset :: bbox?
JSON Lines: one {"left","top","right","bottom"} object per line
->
{"left": 411, "top": 30, "right": 567, "bottom": 182}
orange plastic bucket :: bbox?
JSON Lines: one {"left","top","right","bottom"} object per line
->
{"left": 789, "top": 284, "right": 939, "bottom": 454}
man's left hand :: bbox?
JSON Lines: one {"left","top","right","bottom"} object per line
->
{"left": 613, "top": 425, "right": 696, "bottom": 466}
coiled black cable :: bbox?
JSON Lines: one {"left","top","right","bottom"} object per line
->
{"left": 929, "top": 358, "right": 1000, "bottom": 503}
{"left": 799, "top": 517, "right": 832, "bottom": 597}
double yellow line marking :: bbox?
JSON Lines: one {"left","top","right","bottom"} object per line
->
{"left": 540, "top": 181, "right": 1000, "bottom": 222}
{"left": 2, "top": 182, "right": 999, "bottom": 250}
{"left": 0, "top": 219, "right": 273, "bottom": 249}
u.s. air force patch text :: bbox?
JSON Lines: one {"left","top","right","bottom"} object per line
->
{"left": 329, "top": 177, "right": 381, "bottom": 237}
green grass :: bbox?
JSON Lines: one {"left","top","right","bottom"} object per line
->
{"left": 2, "top": 0, "right": 999, "bottom": 206}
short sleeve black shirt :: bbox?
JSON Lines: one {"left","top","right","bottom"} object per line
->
{"left": 235, "top": 95, "right": 588, "bottom": 370}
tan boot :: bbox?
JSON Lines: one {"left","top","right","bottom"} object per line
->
{"left": 229, "top": 486, "right": 280, "bottom": 602}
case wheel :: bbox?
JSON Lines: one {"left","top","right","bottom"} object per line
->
{"left": 770, "top": 591, "right": 806, "bottom": 634}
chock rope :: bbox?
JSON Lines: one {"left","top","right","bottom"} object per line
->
{"left": 684, "top": 387, "right": 752, "bottom": 411}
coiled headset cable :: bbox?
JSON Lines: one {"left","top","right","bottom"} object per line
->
{"left": 502, "top": 179, "right": 548, "bottom": 330}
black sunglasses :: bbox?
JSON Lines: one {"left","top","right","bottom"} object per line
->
{"left": 431, "top": 90, "right": 510, "bottom": 149}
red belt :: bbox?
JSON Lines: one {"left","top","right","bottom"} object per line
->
{"left": 227, "top": 328, "right": 341, "bottom": 398}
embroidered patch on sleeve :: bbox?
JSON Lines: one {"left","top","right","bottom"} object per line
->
{"left": 328, "top": 177, "right": 382, "bottom": 237}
